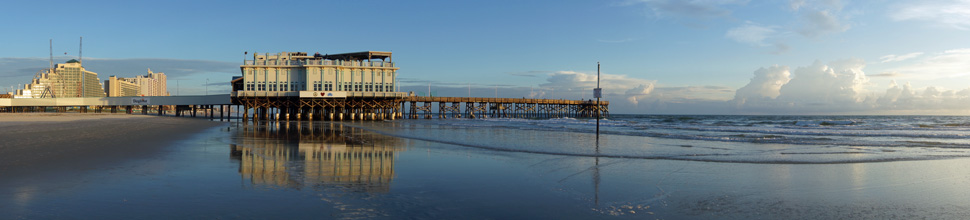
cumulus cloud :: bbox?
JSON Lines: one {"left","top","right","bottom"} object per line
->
{"left": 731, "top": 65, "right": 790, "bottom": 106}
{"left": 539, "top": 70, "right": 656, "bottom": 105}
{"left": 778, "top": 59, "right": 868, "bottom": 105}
{"left": 891, "top": 0, "right": 970, "bottom": 30}
{"left": 875, "top": 80, "right": 970, "bottom": 112}
{"left": 725, "top": 22, "right": 777, "bottom": 46}
{"left": 879, "top": 52, "right": 924, "bottom": 63}
{"left": 539, "top": 71, "right": 656, "bottom": 107}
{"left": 730, "top": 59, "right": 871, "bottom": 113}
{"left": 729, "top": 56, "right": 970, "bottom": 114}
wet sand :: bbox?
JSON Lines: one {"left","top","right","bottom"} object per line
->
{"left": 0, "top": 113, "right": 225, "bottom": 180}
{"left": 3, "top": 119, "right": 970, "bottom": 219}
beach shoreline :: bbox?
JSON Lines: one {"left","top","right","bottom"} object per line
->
{"left": 0, "top": 113, "right": 225, "bottom": 181}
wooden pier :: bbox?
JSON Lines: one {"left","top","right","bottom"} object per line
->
{"left": 402, "top": 97, "right": 609, "bottom": 119}
{"left": 0, "top": 94, "right": 609, "bottom": 121}
{"left": 232, "top": 94, "right": 608, "bottom": 121}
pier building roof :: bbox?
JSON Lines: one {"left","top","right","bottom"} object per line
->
{"left": 320, "top": 51, "right": 392, "bottom": 61}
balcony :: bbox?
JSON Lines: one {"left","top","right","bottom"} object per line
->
{"left": 243, "top": 60, "right": 395, "bottom": 68}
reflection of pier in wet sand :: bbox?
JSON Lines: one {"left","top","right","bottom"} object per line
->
{"left": 230, "top": 122, "right": 404, "bottom": 192}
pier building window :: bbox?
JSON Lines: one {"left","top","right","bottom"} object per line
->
{"left": 257, "top": 82, "right": 266, "bottom": 91}
{"left": 246, "top": 82, "right": 254, "bottom": 91}
{"left": 324, "top": 81, "right": 333, "bottom": 91}
{"left": 269, "top": 84, "right": 277, "bottom": 91}
{"left": 313, "top": 81, "right": 322, "bottom": 91}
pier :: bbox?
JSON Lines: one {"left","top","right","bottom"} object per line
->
{"left": 402, "top": 97, "right": 608, "bottom": 119}
{"left": 0, "top": 94, "right": 609, "bottom": 121}
{"left": 231, "top": 93, "right": 609, "bottom": 121}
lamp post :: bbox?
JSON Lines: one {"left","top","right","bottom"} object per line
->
{"left": 593, "top": 62, "right": 603, "bottom": 141}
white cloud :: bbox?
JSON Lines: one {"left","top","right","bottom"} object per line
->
{"left": 725, "top": 22, "right": 777, "bottom": 46}
{"left": 624, "top": 0, "right": 749, "bottom": 21}
{"left": 891, "top": 0, "right": 970, "bottom": 30}
{"left": 778, "top": 58, "right": 868, "bottom": 104}
{"left": 731, "top": 65, "right": 790, "bottom": 107}
{"left": 798, "top": 10, "right": 850, "bottom": 38}
{"left": 731, "top": 59, "right": 870, "bottom": 113}
{"left": 889, "top": 48, "right": 970, "bottom": 79}
{"left": 879, "top": 52, "right": 924, "bottom": 63}
{"left": 539, "top": 71, "right": 657, "bottom": 106}
{"left": 789, "top": 0, "right": 806, "bottom": 10}
{"left": 728, "top": 57, "right": 970, "bottom": 115}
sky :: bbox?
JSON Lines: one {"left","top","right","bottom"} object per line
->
{"left": 1, "top": 0, "right": 968, "bottom": 115}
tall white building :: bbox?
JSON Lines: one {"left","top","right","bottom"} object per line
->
{"left": 16, "top": 59, "right": 106, "bottom": 98}
{"left": 121, "top": 69, "right": 169, "bottom": 96}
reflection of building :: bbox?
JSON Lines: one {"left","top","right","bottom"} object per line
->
{"left": 230, "top": 122, "right": 402, "bottom": 192}
{"left": 16, "top": 59, "right": 106, "bottom": 98}
{"left": 104, "top": 76, "right": 140, "bottom": 97}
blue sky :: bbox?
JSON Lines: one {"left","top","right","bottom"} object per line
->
{"left": 1, "top": 0, "right": 969, "bottom": 114}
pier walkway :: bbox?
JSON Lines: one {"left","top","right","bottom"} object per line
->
{"left": 402, "top": 97, "right": 608, "bottom": 119}
{"left": 0, "top": 94, "right": 609, "bottom": 121}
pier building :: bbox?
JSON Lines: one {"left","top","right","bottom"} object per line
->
{"left": 233, "top": 51, "right": 405, "bottom": 121}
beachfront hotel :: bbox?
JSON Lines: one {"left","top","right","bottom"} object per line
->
{"left": 105, "top": 69, "right": 169, "bottom": 97}
{"left": 15, "top": 59, "right": 106, "bottom": 98}
{"left": 233, "top": 51, "right": 399, "bottom": 96}
{"left": 104, "top": 76, "right": 140, "bottom": 97}
{"left": 120, "top": 69, "right": 169, "bottom": 96}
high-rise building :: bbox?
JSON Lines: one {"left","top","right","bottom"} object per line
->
{"left": 121, "top": 69, "right": 169, "bottom": 96}
{"left": 16, "top": 59, "right": 106, "bottom": 98}
{"left": 104, "top": 76, "right": 140, "bottom": 97}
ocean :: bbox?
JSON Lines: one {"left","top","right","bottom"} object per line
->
{"left": 359, "top": 115, "right": 970, "bottom": 164}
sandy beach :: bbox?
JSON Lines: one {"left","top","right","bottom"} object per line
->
{"left": 0, "top": 113, "right": 225, "bottom": 180}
